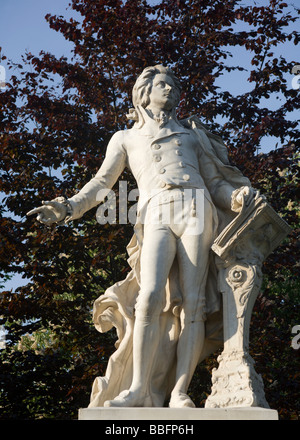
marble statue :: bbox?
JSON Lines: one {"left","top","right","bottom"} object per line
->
{"left": 27, "top": 65, "right": 290, "bottom": 409}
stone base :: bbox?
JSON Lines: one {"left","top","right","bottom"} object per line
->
{"left": 78, "top": 407, "right": 278, "bottom": 420}
{"left": 205, "top": 351, "right": 270, "bottom": 409}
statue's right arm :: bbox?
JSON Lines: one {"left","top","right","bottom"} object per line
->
{"left": 67, "top": 131, "right": 126, "bottom": 221}
{"left": 27, "top": 131, "right": 127, "bottom": 225}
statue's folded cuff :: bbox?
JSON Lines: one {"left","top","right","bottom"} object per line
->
{"left": 52, "top": 196, "right": 74, "bottom": 224}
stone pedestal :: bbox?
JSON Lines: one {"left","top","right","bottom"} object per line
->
{"left": 205, "top": 195, "right": 291, "bottom": 409}
{"left": 78, "top": 407, "right": 278, "bottom": 420}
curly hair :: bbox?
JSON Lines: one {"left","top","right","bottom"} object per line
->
{"left": 132, "top": 65, "right": 181, "bottom": 109}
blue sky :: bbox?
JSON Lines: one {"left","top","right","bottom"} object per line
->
{"left": 1, "top": 0, "right": 298, "bottom": 97}
{"left": 0, "top": 0, "right": 299, "bottom": 291}
{"left": 1, "top": 0, "right": 298, "bottom": 93}
{"left": 0, "top": 0, "right": 76, "bottom": 65}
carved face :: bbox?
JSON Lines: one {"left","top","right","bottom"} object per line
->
{"left": 147, "top": 73, "right": 177, "bottom": 112}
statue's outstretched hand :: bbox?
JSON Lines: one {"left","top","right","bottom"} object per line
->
{"left": 27, "top": 200, "right": 67, "bottom": 225}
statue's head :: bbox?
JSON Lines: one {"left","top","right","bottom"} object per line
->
{"left": 132, "top": 64, "right": 181, "bottom": 110}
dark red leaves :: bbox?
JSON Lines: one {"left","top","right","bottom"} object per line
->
{"left": 0, "top": 0, "right": 299, "bottom": 419}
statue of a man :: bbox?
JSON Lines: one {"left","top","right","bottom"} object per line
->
{"left": 28, "top": 65, "right": 254, "bottom": 408}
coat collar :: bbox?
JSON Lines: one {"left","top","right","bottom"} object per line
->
{"left": 150, "top": 125, "right": 190, "bottom": 145}
{"left": 132, "top": 107, "right": 190, "bottom": 141}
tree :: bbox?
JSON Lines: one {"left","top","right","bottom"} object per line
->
{"left": 0, "top": 0, "right": 299, "bottom": 419}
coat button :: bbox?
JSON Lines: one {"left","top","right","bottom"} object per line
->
{"left": 175, "top": 150, "right": 182, "bottom": 156}
{"left": 159, "top": 168, "right": 166, "bottom": 174}
{"left": 154, "top": 155, "right": 161, "bottom": 162}
{"left": 160, "top": 181, "right": 166, "bottom": 187}
{"left": 179, "top": 161, "right": 185, "bottom": 168}
{"left": 153, "top": 144, "right": 161, "bottom": 150}
{"left": 175, "top": 139, "right": 182, "bottom": 145}
{"left": 183, "top": 174, "right": 190, "bottom": 181}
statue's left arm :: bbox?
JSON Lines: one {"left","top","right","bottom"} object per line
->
{"left": 187, "top": 119, "right": 254, "bottom": 213}
{"left": 197, "top": 143, "right": 254, "bottom": 213}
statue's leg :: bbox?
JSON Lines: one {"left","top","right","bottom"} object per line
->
{"left": 169, "top": 198, "right": 214, "bottom": 408}
{"left": 104, "top": 220, "right": 177, "bottom": 407}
